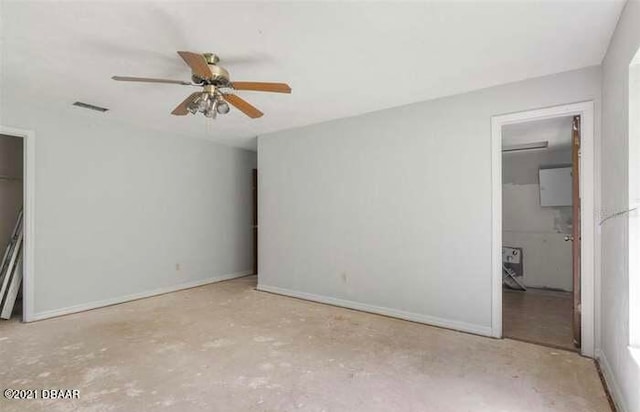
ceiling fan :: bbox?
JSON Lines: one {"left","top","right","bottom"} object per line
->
{"left": 112, "top": 51, "right": 291, "bottom": 119}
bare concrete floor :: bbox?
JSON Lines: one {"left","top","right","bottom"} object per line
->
{"left": 503, "top": 288, "right": 574, "bottom": 350}
{"left": 1, "top": 276, "right": 609, "bottom": 412}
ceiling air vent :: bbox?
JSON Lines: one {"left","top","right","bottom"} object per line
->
{"left": 72, "top": 101, "right": 109, "bottom": 112}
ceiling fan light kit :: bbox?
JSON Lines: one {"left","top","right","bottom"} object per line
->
{"left": 186, "top": 85, "right": 230, "bottom": 119}
{"left": 112, "top": 51, "right": 291, "bottom": 120}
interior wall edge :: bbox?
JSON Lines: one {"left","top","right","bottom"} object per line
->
{"left": 596, "top": 349, "right": 630, "bottom": 412}
{"left": 29, "top": 270, "right": 253, "bottom": 322}
{"left": 256, "top": 283, "right": 493, "bottom": 337}
{"left": 599, "top": 0, "right": 640, "bottom": 410}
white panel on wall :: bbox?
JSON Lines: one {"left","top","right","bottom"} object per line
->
{"left": 539, "top": 167, "right": 573, "bottom": 206}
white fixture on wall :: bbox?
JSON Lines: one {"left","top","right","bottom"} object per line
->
{"left": 539, "top": 167, "right": 573, "bottom": 207}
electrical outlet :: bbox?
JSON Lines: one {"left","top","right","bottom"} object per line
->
{"left": 175, "top": 263, "right": 180, "bottom": 272}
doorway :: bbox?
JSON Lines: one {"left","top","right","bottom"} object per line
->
{"left": 491, "top": 102, "right": 596, "bottom": 357}
{"left": 500, "top": 116, "right": 578, "bottom": 350}
{"left": 0, "top": 133, "right": 25, "bottom": 321}
{"left": 0, "top": 126, "right": 34, "bottom": 323}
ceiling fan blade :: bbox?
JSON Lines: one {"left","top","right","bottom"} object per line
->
{"left": 171, "top": 92, "right": 202, "bottom": 116}
{"left": 231, "top": 82, "right": 292, "bottom": 94}
{"left": 223, "top": 94, "right": 264, "bottom": 118}
{"left": 112, "top": 76, "right": 191, "bottom": 85}
{"left": 177, "top": 51, "right": 213, "bottom": 79}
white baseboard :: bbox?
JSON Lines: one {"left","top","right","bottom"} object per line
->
{"left": 595, "top": 349, "right": 628, "bottom": 412}
{"left": 257, "top": 283, "right": 492, "bottom": 337}
{"left": 29, "top": 271, "right": 253, "bottom": 322}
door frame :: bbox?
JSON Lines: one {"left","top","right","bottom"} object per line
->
{"left": 490, "top": 101, "right": 596, "bottom": 357}
{"left": 252, "top": 168, "right": 258, "bottom": 275}
{"left": 0, "top": 125, "right": 36, "bottom": 322}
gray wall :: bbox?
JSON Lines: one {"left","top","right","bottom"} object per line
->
{"left": 502, "top": 148, "right": 573, "bottom": 291}
{"left": 0, "top": 102, "right": 256, "bottom": 317}
{"left": 600, "top": 0, "right": 640, "bottom": 411}
{"left": 0, "top": 134, "right": 23, "bottom": 251}
{"left": 257, "top": 66, "right": 600, "bottom": 336}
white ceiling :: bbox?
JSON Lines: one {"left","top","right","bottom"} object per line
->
{"left": 0, "top": 1, "right": 624, "bottom": 150}
{"left": 502, "top": 116, "right": 574, "bottom": 151}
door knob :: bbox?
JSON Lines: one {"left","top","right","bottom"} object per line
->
{"left": 564, "top": 235, "right": 574, "bottom": 242}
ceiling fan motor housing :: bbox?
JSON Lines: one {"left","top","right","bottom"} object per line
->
{"left": 192, "top": 62, "right": 231, "bottom": 86}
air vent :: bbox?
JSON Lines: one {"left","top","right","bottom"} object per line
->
{"left": 72, "top": 101, "right": 109, "bottom": 112}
